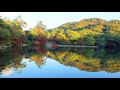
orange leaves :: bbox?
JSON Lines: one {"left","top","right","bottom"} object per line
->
{"left": 30, "top": 55, "right": 43, "bottom": 64}
{"left": 46, "top": 51, "right": 51, "bottom": 56}
{"left": 11, "top": 36, "right": 24, "bottom": 46}
{"left": 34, "top": 41, "right": 41, "bottom": 45}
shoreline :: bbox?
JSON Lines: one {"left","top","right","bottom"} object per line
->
{"left": 46, "top": 43, "right": 99, "bottom": 48}
{"left": 53, "top": 45, "right": 99, "bottom": 48}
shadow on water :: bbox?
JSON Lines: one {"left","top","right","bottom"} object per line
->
{"left": 0, "top": 46, "right": 120, "bottom": 75}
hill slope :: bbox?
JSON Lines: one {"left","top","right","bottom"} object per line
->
{"left": 46, "top": 18, "right": 120, "bottom": 47}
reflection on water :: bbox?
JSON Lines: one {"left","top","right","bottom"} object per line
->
{"left": 2, "top": 67, "right": 14, "bottom": 76}
{"left": 0, "top": 46, "right": 120, "bottom": 78}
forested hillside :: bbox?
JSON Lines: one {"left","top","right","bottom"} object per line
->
{"left": 1, "top": 17, "right": 120, "bottom": 47}
{"left": 46, "top": 18, "right": 120, "bottom": 47}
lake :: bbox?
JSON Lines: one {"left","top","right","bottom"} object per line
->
{"left": 0, "top": 46, "right": 120, "bottom": 78}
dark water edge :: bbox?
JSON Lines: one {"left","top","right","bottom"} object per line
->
{"left": 0, "top": 46, "right": 120, "bottom": 78}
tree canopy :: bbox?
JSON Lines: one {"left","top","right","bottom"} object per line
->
{"left": 46, "top": 18, "right": 120, "bottom": 47}
{"left": 1, "top": 17, "right": 120, "bottom": 47}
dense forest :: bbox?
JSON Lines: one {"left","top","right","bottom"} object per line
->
{"left": 1, "top": 16, "right": 120, "bottom": 48}
{"left": 46, "top": 18, "right": 120, "bottom": 47}
{"left": 0, "top": 16, "right": 27, "bottom": 47}
{"left": 0, "top": 16, "right": 47, "bottom": 48}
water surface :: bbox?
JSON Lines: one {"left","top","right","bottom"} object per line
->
{"left": 0, "top": 46, "right": 120, "bottom": 78}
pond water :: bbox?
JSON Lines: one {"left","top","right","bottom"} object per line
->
{"left": 0, "top": 46, "right": 120, "bottom": 78}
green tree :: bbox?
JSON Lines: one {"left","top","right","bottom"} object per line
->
{"left": 84, "top": 35, "right": 95, "bottom": 45}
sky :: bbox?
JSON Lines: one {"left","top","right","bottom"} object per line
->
{"left": 0, "top": 12, "right": 120, "bottom": 30}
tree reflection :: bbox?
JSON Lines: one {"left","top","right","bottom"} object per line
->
{"left": 48, "top": 47, "right": 120, "bottom": 73}
{"left": 1, "top": 46, "right": 120, "bottom": 75}
{"left": 0, "top": 47, "right": 26, "bottom": 76}
{"left": 0, "top": 46, "right": 47, "bottom": 76}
